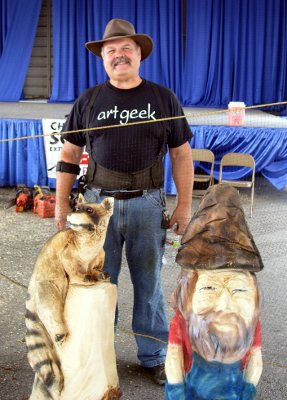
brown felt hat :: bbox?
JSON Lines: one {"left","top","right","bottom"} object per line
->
{"left": 176, "top": 184, "right": 264, "bottom": 272}
{"left": 85, "top": 19, "right": 153, "bottom": 61}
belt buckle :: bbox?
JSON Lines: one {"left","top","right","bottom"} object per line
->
{"left": 118, "top": 191, "right": 141, "bottom": 200}
{"left": 113, "top": 192, "right": 126, "bottom": 200}
{"left": 105, "top": 190, "right": 143, "bottom": 200}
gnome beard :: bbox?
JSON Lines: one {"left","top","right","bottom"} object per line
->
{"left": 188, "top": 311, "right": 257, "bottom": 363}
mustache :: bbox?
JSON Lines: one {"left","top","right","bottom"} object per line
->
{"left": 112, "top": 56, "right": 131, "bottom": 67}
{"left": 189, "top": 311, "right": 256, "bottom": 362}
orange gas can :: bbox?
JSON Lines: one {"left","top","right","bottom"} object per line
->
{"left": 36, "top": 195, "right": 56, "bottom": 218}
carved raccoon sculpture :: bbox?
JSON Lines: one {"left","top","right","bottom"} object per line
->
{"left": 25, "top": 195, "right": 121, "bottom": 400}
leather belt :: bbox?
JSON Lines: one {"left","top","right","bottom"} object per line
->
{"left": 100, "top": 190, "right": 144, "bottom": 200}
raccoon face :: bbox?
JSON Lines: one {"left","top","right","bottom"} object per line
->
{"left": 73, "top": 205, "right": 101, "bottom": 226}
{"left": 67, "top": 196, "right": 114, "bottom": 231}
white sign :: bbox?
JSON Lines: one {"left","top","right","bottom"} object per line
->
{"left": 42, "top": 118, "right": 89, "bottom": 180}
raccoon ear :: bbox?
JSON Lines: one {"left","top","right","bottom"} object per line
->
{"left": 102, "top": 197, "right": 114, "bottom": 212}
{"left": 77, "top": 193, "right": 86, "bottom": 204}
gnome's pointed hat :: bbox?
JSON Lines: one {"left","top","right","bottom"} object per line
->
{"left": 176, "top": 184, "right": 264, "bottom": 272}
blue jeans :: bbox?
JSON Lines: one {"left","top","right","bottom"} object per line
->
{"left": 84, "top": 188, "right": 169, "bottom": 367}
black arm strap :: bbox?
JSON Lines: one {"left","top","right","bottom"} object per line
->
{"left": 56, "top": 161, "right": 80, "bottom": 175}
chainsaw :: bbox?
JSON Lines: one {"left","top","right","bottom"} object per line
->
{"left": 15, "top": 185, "right": 34, "bottom": 212}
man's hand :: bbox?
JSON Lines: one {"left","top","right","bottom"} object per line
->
{"left": 169, "top": 204, "right": 191, "bottom": 235}
{"left": 55, "top": 141, "right": 84, "bottom": 230}
{"left": 169, "top": 142, "right": 193, "bottom": 235}
{"left": 55, "top": 200, "right": 72, "bottom": 231}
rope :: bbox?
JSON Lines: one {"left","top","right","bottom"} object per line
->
{"left": 0, "top": 271, "right": 28, "bottom": 289}
{"left": 0, "top": 271, "right": 167, "bottom": 344}
{"left": 1, "top": 271, "right": 287, "bottom": 369}
{"left": 0, "top": 100, "right": 286, "bottom": 143}
{"left": 117, "top": 325, "right": 167, "bottom": 345}
{"left": 264, "top": 360, "right": 287, "bottom": 369}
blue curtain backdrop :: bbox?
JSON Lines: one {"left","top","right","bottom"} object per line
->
{"left": 197, "top": 125, "right": 287, "bottom": 190}
{"left": 50, "top": 0, "right": 183, "bottom": 102}
{"left": 164, "top": 126, "right": 287, "bottom": 193}
{"left": 0, "top": 0, "right": 9, "bottom": 56}
{"left": 0, "top": 0, "right": 286, "bottom": 106}
{"left": 50, "top": 0, "right": 287, "bottom": 106}
{"left": 182, "top": 0, "right": 287, "bottom": 107}
{"left": 1, "top": 119, "right": 286, "bottom": 191}
{"left": 0, "top": 0, "right": 42, "bottom": 101}
{"left": 0, "top": 119, "right": 47, "bottom": 187}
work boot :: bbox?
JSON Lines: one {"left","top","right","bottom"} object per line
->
{"left": 142, "top": 364, "right": 166, "bottom": 385}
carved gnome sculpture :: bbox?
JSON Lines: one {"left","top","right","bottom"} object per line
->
{"left": 165, "top": 184, "right": 264, "bottom": 400}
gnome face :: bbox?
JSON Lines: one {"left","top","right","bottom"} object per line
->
{"left": 192, "top": 269, "right": 258, "bottom": 324}
{"left": 187, "top": 269, "right": 260, "bottom": 363}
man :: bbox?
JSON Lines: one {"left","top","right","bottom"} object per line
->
{"left": 55, "top": 18, "right": 194, "bottom": 385}
{"left": 165, "top": 184, "right": 264, "bottom": 399}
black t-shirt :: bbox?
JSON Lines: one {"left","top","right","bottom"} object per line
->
{"left": 62, "top": 79, "right": 192, "bottom": 173}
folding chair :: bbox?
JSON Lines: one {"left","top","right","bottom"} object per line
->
{"left": 219, "top": 152, "right": 255, "bottom": 217}
{"left": 191, "top": 148, "right": 215, "bottom": 197}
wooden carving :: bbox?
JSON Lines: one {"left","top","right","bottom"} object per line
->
{"left": 165, "top": 184, "right": 263, "bottom": 400}
{"left": 25, "top": 196, "right": 122, "bottom": 399}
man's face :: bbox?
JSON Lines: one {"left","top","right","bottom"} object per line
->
{"left": 187, "top": 269, "right": 259, "bottom": 362}
{"left": 101, "top": 38, "right": 141, "bottom": 82}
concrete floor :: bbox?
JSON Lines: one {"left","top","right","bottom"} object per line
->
{"left": 0, "top": 176, "right": 286, "bottom": 399}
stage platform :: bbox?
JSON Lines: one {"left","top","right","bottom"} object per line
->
{"left": 184, "top": 107, "right": 287, "bottom": 129}
{"left": 0, "top": 101, "right": 72, "bottom": 120}
{"left": 0, "top": 101, "right": 287, "bottom": 129}
{"left": 0, "top": 102, "right": 287, "bottom": 192}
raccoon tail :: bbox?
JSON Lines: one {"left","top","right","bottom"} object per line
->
{"left": 25, "top": 308, "right": 64, "bottom": 399}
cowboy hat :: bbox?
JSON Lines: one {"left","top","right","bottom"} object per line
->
{"left": 85, "top": 19, "right": 153, "bottom": 61}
